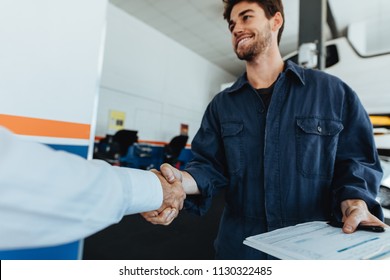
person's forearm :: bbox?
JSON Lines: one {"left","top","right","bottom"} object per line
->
{"left": 181, "top": 171, "right": 201, "bottom": 195}
{"left": 0, "top": 127, "right": 163, "bottom": 249}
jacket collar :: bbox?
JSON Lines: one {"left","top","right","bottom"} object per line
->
{"left": 224, "top": 60, "right": 305, "bottom": 94}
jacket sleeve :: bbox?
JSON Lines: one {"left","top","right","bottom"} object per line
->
{"left": 184, "top": 100, "right": 228, "bottom": 215}
{"left": 331, "top": 85, "right": 383, "bottom": 221}
{"left": 0, "top": 127, "right": 162, "bottom": 250}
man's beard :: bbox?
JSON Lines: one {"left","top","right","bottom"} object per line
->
{"left": 235, "top": 26, "right": 272, "bottom": 61}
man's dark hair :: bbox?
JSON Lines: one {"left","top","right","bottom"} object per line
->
{"left": 222, "top": 0, "right": 285, "bottom": 45}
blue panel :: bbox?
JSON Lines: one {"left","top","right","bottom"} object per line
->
{"left": 120, "top": 145, "right": 193, "bottom": 170}
{"left": 0, "top": 241, "right": 80, "bottom": 260}
{"left": 48, "top": 144, "right": 89, "bottom": 158}
{"left": 0, "top": 144, "right": 89, "bottom": 260}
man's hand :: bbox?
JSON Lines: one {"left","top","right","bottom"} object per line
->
{"left": 141, "top": 170, "right": 185, "bottom": 225}
{"left": 159, "top": 163, "right": 200, "bottom": 195}
{"left": 159, "top": 163, "right": 183, "bottom": 182}
{"left": 341, "top": 199, "right": 388, "bottom": 233}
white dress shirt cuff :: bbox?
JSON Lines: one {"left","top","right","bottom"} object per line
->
{"left": 125, "top": 168, "right": 163, "bottom": 214}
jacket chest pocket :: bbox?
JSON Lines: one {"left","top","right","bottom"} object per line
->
{"left": 296, "top": 117, "right": 343, "bottom": 179}
{"left": 221, "top": 122, "right": 244, "bottom": 174}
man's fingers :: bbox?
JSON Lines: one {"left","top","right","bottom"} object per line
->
{"left": 145, "top": 169, "right": 185, "bottom": 225}
{"left": 140, "top": 210, "right": 159, "bottom": 220}
{"left": 149, "top": 169, "right": 159, "bottom": 175}
{"left": 142, "top": 208, "right": 177, "bottom": 225}
{"left": 342, "top": 207, "right": 361, "bottom": 233}
{"left": 178, "top": 196, "right": 184, "bottom": 210}
{"left": 165, "top": 208, "right": 178, "bottom": 221}
{"left": 157, "top": 172, "right": 186, "bottom": 211}
{"left": 341, "top": 203, "right": 388, "bottom": 233}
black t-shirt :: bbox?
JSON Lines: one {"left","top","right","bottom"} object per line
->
{"left": 256, "top": 83, "right": 274, "bottom": 110}
{"left": 256, "top": 64, "right": 286, "bottom": 110}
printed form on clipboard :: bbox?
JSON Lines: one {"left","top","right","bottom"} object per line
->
{"left": 243, "top": 221, "right": 390, "bottom": 260}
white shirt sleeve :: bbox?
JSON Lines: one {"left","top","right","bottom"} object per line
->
{"left": 0, "top": 127, "right": 163, "bottom": 250}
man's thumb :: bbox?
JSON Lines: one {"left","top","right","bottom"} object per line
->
{"left": 160, "top": 163, "right": 176, "bottom": 183}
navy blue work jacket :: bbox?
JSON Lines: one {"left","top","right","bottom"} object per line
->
{"left": 184, "top": 60, "right": 383, "bottom": 260}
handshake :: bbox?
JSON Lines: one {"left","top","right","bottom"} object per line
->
{"left": 141, "top": 163, "right": 187, "bottom": 225}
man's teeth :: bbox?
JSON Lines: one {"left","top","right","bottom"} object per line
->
{"left": 238, "top": 38, "right": 251, "bottom": 47}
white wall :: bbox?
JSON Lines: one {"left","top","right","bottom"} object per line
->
{"left": 96, "top": 4, "right": 235, "bottom": 143}
{"left": 0, "top": 0, "right": 106, "bottom": 154}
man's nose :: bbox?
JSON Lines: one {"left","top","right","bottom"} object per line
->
{"left": 232, "top": 22, "right": 244, "bottom": 36}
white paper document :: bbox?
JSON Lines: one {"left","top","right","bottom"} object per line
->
{"left": 244, "top": 221, "right": 390, "bottom": 260}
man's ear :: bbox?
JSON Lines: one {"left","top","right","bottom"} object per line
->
{"left": 271, "top": 11, "right": 283, "bottom": 31}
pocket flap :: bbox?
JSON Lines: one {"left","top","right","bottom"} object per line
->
{"left": 296, "top": 117, "right": 343, "bottom": 136}
{"left": 221, "top": 122, "right": 244, "bottom": 137}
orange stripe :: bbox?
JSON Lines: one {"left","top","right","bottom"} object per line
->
{"left": 0, "top": 114, "right": 90, "bottom": 139}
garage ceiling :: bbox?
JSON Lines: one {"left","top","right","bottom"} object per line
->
{"left": 111, "top": 0, "right": 390, "bottom": 76}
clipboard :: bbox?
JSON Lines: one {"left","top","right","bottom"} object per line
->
{"left": 243, "top": 221, "right": 390, "bottom": 259}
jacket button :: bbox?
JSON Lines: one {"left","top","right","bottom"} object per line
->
{"left": 317, "top": 126, "right": 322, "bottom": 133}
